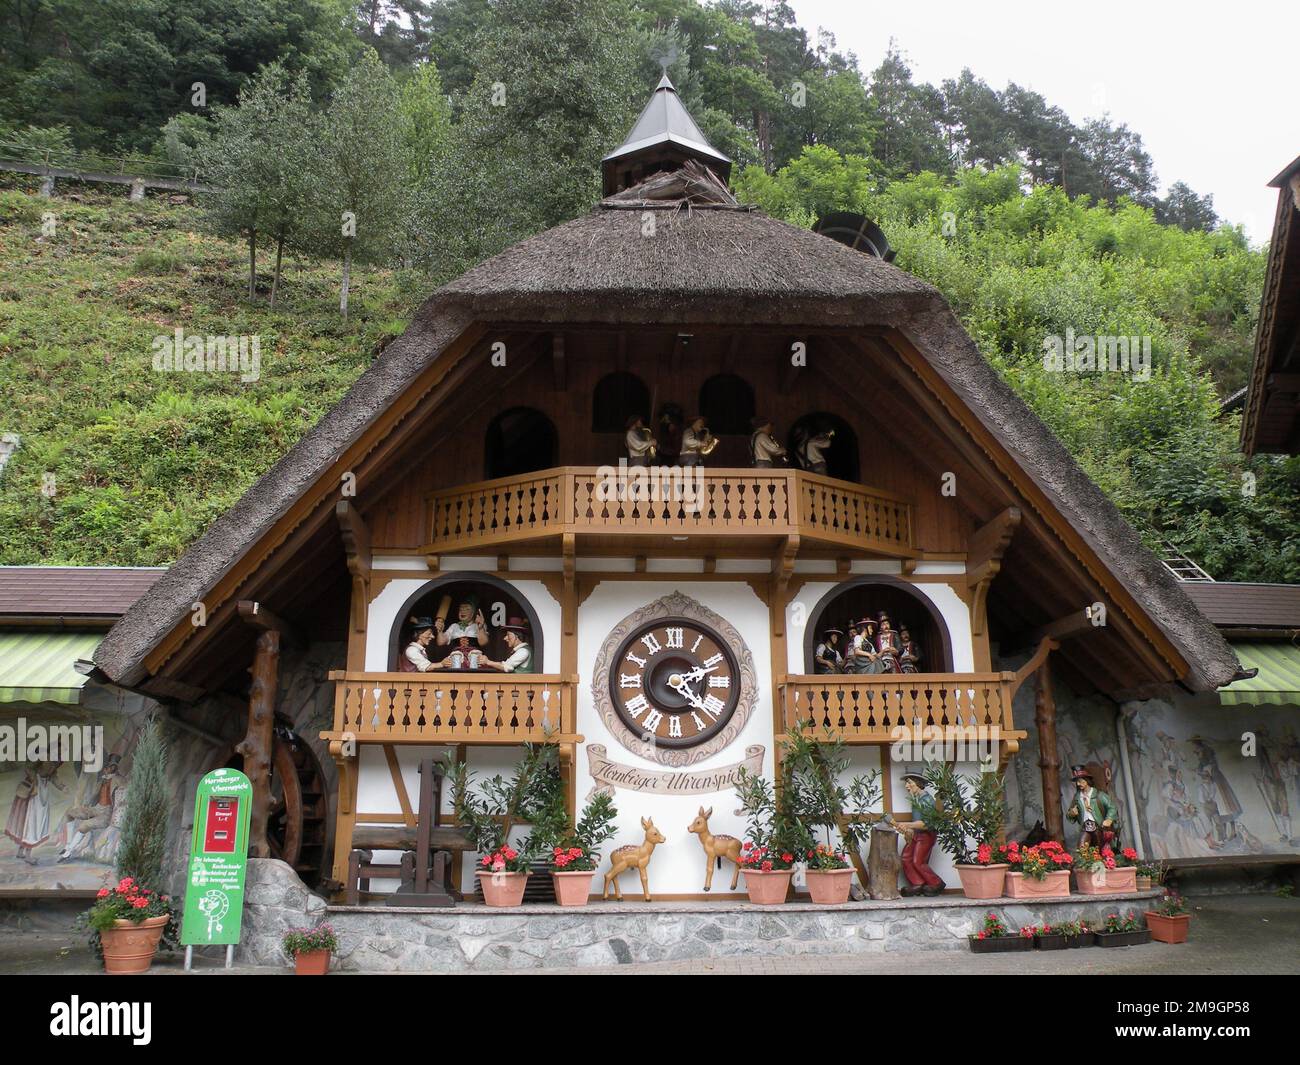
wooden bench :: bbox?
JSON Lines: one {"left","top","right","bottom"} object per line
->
{"left": 1162, "top": 853, "right": 1300, "bottom": 887}
{"left": 346, "top": 759, "right": 473, "bottom": 907}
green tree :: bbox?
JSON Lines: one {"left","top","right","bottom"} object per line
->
{"left": 115, "top": 719, "right": 171, "bottom": 892}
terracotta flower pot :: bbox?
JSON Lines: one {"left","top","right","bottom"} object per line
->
{"left": 956, "top": 863, "right": 1008, "bottom": 899}
{"left": 477, "top": 869, "right": 528, "bottom": 907}
{"left": 1145, "top": 912, "right": 1190, "bottom": 944}
{"left": 294, "top": 949, "right": 331, "bottom": 975}
{"left": 100, "top": 915, "right": 169, "bottom": 975}
{"left": 742, "top": 868, "right": 793, "bottom": 905}
{"left": 804, "top": 868, "right": 854, "bottom": 904}
{"left": 1075, "top": 866, "right": 1137, "bottom": 894}
{"left": 1003, "top": 870, "right": 1071, "bottom": 899}
{"left": 551, "top": 870, "right": 596, "bottom": 907}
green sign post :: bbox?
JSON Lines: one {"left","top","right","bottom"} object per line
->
{"left": 180, "top": 768, "right": 252, "bottom": 968}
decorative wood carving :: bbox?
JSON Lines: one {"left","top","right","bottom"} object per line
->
{"left": 966, "top": 507, "right": 1021, "bottom": 635}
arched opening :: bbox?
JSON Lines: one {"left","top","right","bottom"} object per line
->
{"left": 788, "top": 412, "right": 859, "bottom": 482}
{"left": 698, "top": 374, "right": 756, "bottom": 436}
{"left": 485, "top": 407, "right": 557, "bottom": 480}
{"left": 802, "top": 577, "right": 951, "bottom": 674}
{"left": 592, "top": 372, "right": 650, "bottom": 433}
{"left": 389, "top": 573, "right": 544, "bottom": 673}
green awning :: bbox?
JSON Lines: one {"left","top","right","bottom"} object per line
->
{"left": 1219, "top": 642, "right": 1300, "bottom": 706}
{"left": 0, "top": 632, "right": 102, "bottom": 705}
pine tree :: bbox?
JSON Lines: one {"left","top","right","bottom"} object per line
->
{"left": 115, "top": 719, "right": 171, "bottom": 892}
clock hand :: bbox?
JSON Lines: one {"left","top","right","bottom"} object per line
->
{"left": 669, "top": 673, "right": 708, "bottom": 712}
{"left": 680, "top": 663, "right": 719, "bottom": 684}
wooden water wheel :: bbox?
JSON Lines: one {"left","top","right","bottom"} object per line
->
{"left": 224, "top": 716, "right": 329, "bottom": 888}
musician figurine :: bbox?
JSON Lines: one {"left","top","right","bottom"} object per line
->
{"left": 1066, "top": 764, "right": 1119, "bottom": 849}
{"left": 813, "top": 627, "right": 844, "bottom": 674}
{"left": 749, "top": 417, "right": 787, "bottom": 468}
{"left": 436, "top": 596, "right": 490, "bottom": 670}
{"left": 874, "top": 612, "right": 902, "bottom": 673}
{"left": 898, "top": 625, "right": 922, "bottom": 674}
{"left": 481, "top": 617, "right": 534, "bottom": 673}
{"left": 799, "top": 427, "right": 834, "bottom": 475}
{"left": 625, "top": 414, "right": 657, "bottom": 467}
{"left": 680, "top": 415, "right": 716, "bottom": 467}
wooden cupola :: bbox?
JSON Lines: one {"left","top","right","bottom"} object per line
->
{"left": 601, "top": 73, "right": 732, "bottom": 196}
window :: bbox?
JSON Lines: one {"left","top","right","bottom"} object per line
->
{"left": 698, "top": 374, "right": 755, "bottom": 435}
{"left": 485, "top": 408, "right": 557, "bottom": 479}
{"left": 592, "top": 373, "right": 649, "bottom": 433}
{"left": 788, "top": 412, "right": 859, "bottom": 482}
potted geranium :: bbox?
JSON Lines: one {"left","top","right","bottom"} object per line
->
{"left": 968, "top": 912, "right": 1034, "bottom": 953}
{"left": 282, "top": 924, "right": 339, "bottom": 975}
{"left": 85, "top": 878, "right": 174, "bottom": 975}
{"left": 1145, "top": 891, "right": 1191, "bottom": 943}
{"left": 803, "top": 844, "right": 855, "bottom": 904}
{"left": 1055, "top": 919, "right": 1093, "bottom": 948}
{"left": 476, "top": 844, "right": 530, "bottom": 906}
{"left": 1032, "top": 923, "right": 1068, "bottom": 950}
{"left": 1075, "top": 843, "right": 1138, "bottom": 894}
{"left": 922, "top": 763, "right": 1008, "bottom": 899}
{"left": 1093, "top": 910, "right": 1151, "bottom": 947}
{"left": 1001, "top": 839, "right": 1072, "bottom": 898}
{"left": 545, "top": 792, "right": 617, "bottom": 907}
{"left": 549, "top": 846, "right": 599, "bottom": 906}
{"left": 734, "top": 767, "right": 809, "bottom": 905}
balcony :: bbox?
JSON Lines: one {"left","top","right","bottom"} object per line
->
{"left": 778, "top": 673, "right": 1027, "bottom": 750}
{"left": 423, "top": 466, "right": 914, "bottom": 557}
{"left": 324, "top": 672, "right": 581, "bottom": 746}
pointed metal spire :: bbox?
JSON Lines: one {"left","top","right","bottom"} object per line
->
{"left": 602, "top": 74, "right": 731, "bottom": 195}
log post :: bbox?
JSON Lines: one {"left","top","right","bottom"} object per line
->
{"left": 867, "top": 825, "right": 901, "bottom": 900}
{"left": 1035, "top": 662, "right": 1064, "bottom": 843}
{"left": 237, "top": 628, "right": 280, "bottom": 859}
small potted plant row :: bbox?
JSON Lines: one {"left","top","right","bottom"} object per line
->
{"left": 968, "top": 912, "right": 1034, "bottom": 953}
{"left": 1093, "top": 909, "right": 1152, "bottom": 947}
{"left": 283, "top": 924, "right": 339, "bottom": 974}
{"left": 1030, "top": 920, "right": 1092, "bottom": 949}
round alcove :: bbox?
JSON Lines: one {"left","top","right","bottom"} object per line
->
{"left": 389, "top": 573, "right": 544, "bottom": 673}
{"left": 802, "top": 576, "right": 951, "bottom": 673}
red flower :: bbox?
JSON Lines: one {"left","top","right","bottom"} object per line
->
{"left": 96, "top": 888, "right": 109, "bottom": 898}
{"left": 131, "top": 897, "right": 149, "bottom": 909}
{"left": 1122, "top": 848, "right": 1137, "bottom": 860}
{"left": 781, "top": 853, "right": 793, "bottom": 863}
{"left": 761, "top": 860, "right": 773, "bottom": 872}
{"left": 742, "top": 841, "right": 752, "bottom": 851}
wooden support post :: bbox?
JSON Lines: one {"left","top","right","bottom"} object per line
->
{"left": 966, "top": 507, "right": 1021, "bottom": 638}
{"left": 1035, "top": 661, "right": 1064, "bottom": 844}
{"left": 335, "top": 501, "right": 371, "bottom": 671}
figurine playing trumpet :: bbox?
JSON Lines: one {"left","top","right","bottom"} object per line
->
{"left": 680, "top": 415, "right": 717, "bottom": 467}
{"left": 625, "top": 414, "right": 658, "bottom": 466}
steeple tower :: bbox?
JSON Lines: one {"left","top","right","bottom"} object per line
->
{"left": 602, "top": 74, "right": 731, "bottom": 196}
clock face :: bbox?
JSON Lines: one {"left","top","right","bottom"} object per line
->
{"left": 608, "top": 617, "right": 741, "bottom": 750}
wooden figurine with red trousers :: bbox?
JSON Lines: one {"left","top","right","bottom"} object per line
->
{"left": 895, "top": 772, "right": 946, "bottom": 897}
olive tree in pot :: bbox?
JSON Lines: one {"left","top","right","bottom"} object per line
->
{"left": 783, "top": 722, "right": 880, "bottom": 904}
{"left": 924, "top": 762, "right": 1009, "bottom": 899}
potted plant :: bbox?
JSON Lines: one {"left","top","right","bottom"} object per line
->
{"left": 1136, "top": 858, "right": 1165, "bottom": 892}
{"left": 1001, "top": 839, "right": 1072, "bottom": 898}
{"left": 782, "top": 722, "right": 879, "bottom": 904}
{"left": 1056, "top": 919, "right": 1094, "bottom": 948}
{"left": 803, "top": 843, "right": 855, "bottom": 904}
{"left": 282, "top": 924, "right": 339, "bottom": 975}
{"left": 1093, "top": 910, "right": 1151, "bottom": 947}
{"left": 968, "top": 911, "right": 1034, "bottom": 953}
{"left": 1145, "top": 891, "right": 1191, "bottom": 943}
{"left": 1032, "top": 922, "right": 1068, "bottom": 950}
{"left": 1075, "top": 843, "right": 1138, "bottom": 894}
{"left": 476, "top": 843, "right": 531, "bottom": 906}
{"left": 734, "top": 767, "right": 810, "bottom": 905}
{"left": 545, "top": 791, "right": 617, "bottom": 907}
{"left": 923, "top": 763, "right": 1008, "bottom": 899}
{"left": 85, "top": 878, "right": 174, "bottom": 975}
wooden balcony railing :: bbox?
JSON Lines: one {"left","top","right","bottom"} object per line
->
{"left": 425, "top": 467, "right": 913, "bottom": 556}
{"left": 778, "top": 673, "right": 1025, "bottom": 746}
{"left": 325, "top": 672, "right": 580, "bottom": 746}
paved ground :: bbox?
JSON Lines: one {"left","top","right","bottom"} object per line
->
{"left": 3, "top": 893, "right": 1296, "bottom": 975}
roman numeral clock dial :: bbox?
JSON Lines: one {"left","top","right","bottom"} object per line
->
{"left": 608, "top": 618, "right": 740, "bottom": 750}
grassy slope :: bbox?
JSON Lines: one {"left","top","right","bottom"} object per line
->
{"left": 0, "top": 181, "right": 415, "bottom": 565}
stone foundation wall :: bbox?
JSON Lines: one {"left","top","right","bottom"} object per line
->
{"left": 238, "top": 858, "right": 1164, "bottom": 972}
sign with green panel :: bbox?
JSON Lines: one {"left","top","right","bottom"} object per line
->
{"left": 180, "top": 768, "right": 252, "bottom": 947}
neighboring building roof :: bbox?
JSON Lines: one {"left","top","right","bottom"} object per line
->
{"left": 1181, "top": 581, "right": 1300, "bottom": 631}
{"left": 0, "top": 566, "right": 164, "bottom": 622}
{"left": 1241, "top": 153, "right": 1300, "bottom": 454}
{"left": 1216, "top": 642, "right": 1300, "bottom": 706}
{"left": 91, "top": 186, "right": 1242, "bottom": 694}
{"left": 0, "top": 630, "right": 103, "bottom": 704}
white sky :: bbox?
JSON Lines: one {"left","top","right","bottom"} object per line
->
{"left": 788, "top": 0, "right": 1300, "bottom": 243}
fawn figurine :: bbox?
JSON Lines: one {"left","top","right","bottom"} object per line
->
{"left": 687, "top": 806, "right": 743, "bottom": 891}
{"left": 603, "top": 817, "right": 665, "bottom": 902}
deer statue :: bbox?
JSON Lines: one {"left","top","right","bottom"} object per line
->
{"left": 603, "top": 817, "right": 666, "bottom": 902}
{"left": 687, "top": 806, "right": 743, "bottom": 891}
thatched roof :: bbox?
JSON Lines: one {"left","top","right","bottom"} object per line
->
{"left": 94, "top": 183, "right": 1241, "bottom": 693}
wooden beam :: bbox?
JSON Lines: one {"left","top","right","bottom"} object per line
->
{"left": 966, "top": 508, "right": 1021, "bottom": 636}
{"left": 552, "top": 333, "right": 566, "bottom": 391}
{"left": 1035, "top": 662, "right": 1064, "bottom": 843}
{"left": 236, "top": 600, "right": 298, "bottom": 644}
{"left": 236, "top": 627, "right": 279, "bottom": 859}
{"left": 335, "top": 501, "right": 371, "bottom": 646}
{"left": 671, "top": 332, "right": 692, "bottom": 374}
{"left": 771, "top": 535, "right": 799, "bottom": 638}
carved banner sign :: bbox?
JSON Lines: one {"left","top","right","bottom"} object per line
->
{"left": 586, "top": 743, "right": 765, "bottom": 797}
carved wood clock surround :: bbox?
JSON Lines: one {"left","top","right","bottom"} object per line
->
{"left": 592, "top": 592, "right": 758, "bottom": 767}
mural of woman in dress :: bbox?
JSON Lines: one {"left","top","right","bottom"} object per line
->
{"left": 4, "top": 762, "right": 66, "bottom": 864}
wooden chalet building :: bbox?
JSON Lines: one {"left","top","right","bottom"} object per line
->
{"left": 83, "top": 77, "right": 1270, "bottom": 902}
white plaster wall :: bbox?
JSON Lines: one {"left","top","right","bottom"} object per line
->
{"left": 575, "top": 580, "right": 777, "bottom": 898}
{"left": 786, "top": 580, "right": 974, "bottom": 675}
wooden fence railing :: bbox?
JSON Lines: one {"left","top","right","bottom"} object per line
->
{"left": 778, "top": 673, "right": 1022, "bottom": 745}
{"left": 425, "top": 467, "right": 913, "bottom": 556}
{"left": 325, "top": 672, "right": 579, "bottom": 745}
